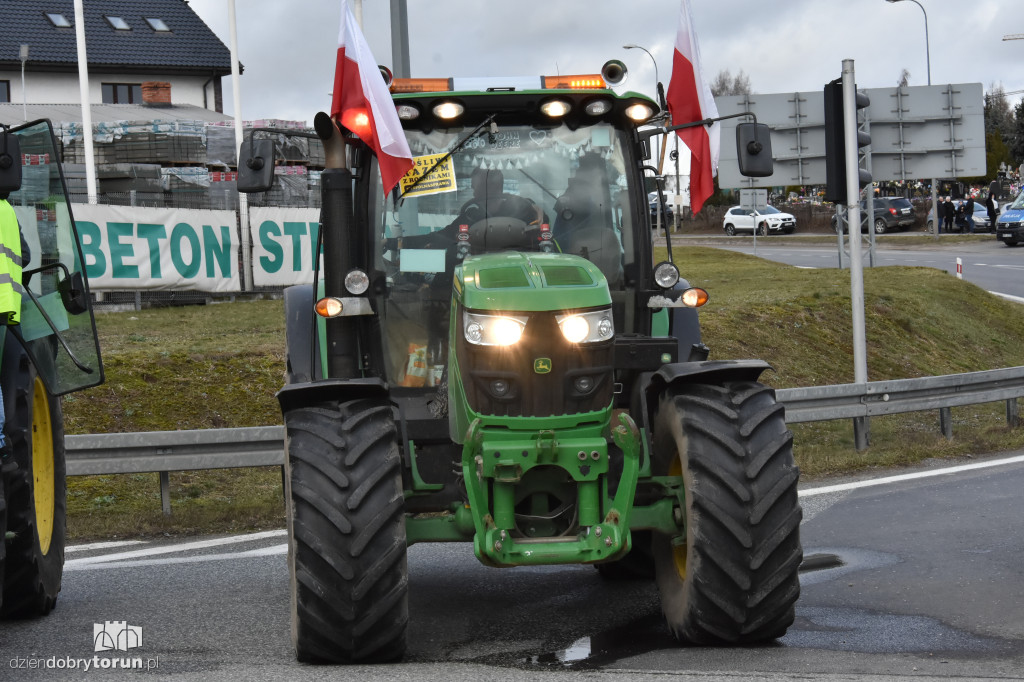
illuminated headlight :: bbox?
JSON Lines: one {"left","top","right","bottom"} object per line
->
{"left": 433, "top": 101, "right": 464, "bottom": 120}
{"left": 625, "top": 103, "right": 654, "bottom": 122}
{"left": 344, "top": 269, "right": 370, "bottom": 295}
{"left": 653, "top": 261, "right": 680, "bottom": 289}
{"left": 463, "top": 311, "right": 527, "bottom": 346}
{"left": 540, "top": 99, "right": 572, "bottom": 118}
{"left": 556, "top": 308, "right": 614, "bottom": 344}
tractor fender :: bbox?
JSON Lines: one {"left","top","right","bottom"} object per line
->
{"left": 639, "top": 359, "right": 773, "bottom": 431}
{"left": 284, "top": 284, "right": 317, "bottom": 385}
{"left": 277, "top": 377, "right": 390, "bottom": 414}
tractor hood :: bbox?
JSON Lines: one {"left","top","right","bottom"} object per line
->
{"left": 454, "top": 252, "right": 611, "bottom": 312}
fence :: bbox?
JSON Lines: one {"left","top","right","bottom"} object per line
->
{"left": 65, "top": 366, "right": 1024, "bottom": 514}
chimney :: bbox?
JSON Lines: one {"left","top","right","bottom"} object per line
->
{"left": 141, "top": 81, "right": 172, "bottom": 106}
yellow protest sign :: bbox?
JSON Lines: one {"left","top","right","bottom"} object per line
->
{"left": 398, "top": 153, "right": 457, "bottom": 198}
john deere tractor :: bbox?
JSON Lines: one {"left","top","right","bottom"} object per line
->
{"left": 0, "top": 121, "right": 104, "bottom": 617}
{"left": 238, "top": 61, "right": 800, "bottom": 663}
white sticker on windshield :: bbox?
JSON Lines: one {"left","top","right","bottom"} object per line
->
{"left": 399, "top": 249, "right": 446, "bottom": 273}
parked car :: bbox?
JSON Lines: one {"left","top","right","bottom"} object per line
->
{"left": 648, "top": 191, "right": 674, "bottom": 226}
{"left": 995, "top": 192, "right": 1024, "bottom": 246}
{"left": 832, "top": 197, "right": 916, "bottom": 234}
{"left": 722, "top": 205, "right": 796, "bottom": 235}
{"left": 926, "top": 200, "right": 992, "bottom": 232}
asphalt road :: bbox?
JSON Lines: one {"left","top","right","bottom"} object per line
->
{"left": 713, "top": 238, "right": 1024, "bottom": 301}
{"left": 2, "top": 454, "right": 1023, "bottom": 681}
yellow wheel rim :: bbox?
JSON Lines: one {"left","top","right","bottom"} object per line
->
{"left": 669, "top": 455, "right": 687, "bottom": 580}
{"left": 31, "top": 376, "right": 55, "bottom": 555}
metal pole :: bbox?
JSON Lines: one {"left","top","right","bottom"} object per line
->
{"left": 19, "top": 45, "right": 28, "bottom": 122}
{"left": 842, "top": 59, "right": 868, "bottom": 391}
{"left": 73, "top": 0, "right": 97, "bottom": 204}
{"left": 390, "top": 0, "right": 411, "bottom": 78}
{"left": 228, "top": 0, "right": 253, "bottom": 291}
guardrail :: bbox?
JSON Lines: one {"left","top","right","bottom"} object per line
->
{"left": 66, "top": 366, "right": 1024, "bottom": 514}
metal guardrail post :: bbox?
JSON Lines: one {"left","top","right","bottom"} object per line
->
{"left": 853, "top": 417, "right": 870, "bottom": 451}
{"left": 160, "top": 471, "right": 171, "bottom": 515}
{"left": 1007, "top": 399, "right": 1020, "bottom": 428}
{"left": 939, "top": 407, "right": 953, "bottom": 440}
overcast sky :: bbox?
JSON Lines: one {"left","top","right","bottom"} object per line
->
{"left": 186, "top": 0, "right": 1024, "bottom": 124}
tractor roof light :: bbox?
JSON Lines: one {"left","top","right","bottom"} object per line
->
{"left": 625, "top": 102, "right": 655, "bottom": 123}
{"left": 653, "top": 261, "right": 680, "bottom": 289}
{"left": 391, "top": 77, "right": 453, "bottom": 93}
{"left": 396, "top": 104, "right": 421, "bottom": 120}
{"left": 542, "top": 74, "right": 606, "bottom": 90}
{"left": 584, "top": 98, "right": 613, "bottom": 116}
{"left": 433, "top": 101, "right": 464, "bottom": 120}
{"left": 540, "top": 98, "right": 572, "bottom": 118}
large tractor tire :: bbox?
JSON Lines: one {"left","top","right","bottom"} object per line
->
{"left": 651, "top": 381, "right": 802, "bottom": 644}
{"left": 0, "top": 337, "right": 66, "bottom": 618}
{"left": 284, "top": 399, "right": 408, "bottom": 663}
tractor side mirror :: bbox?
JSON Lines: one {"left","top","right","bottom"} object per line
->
{"left": 58, "top": 271, "right": 89, "bottom": 316}
{"left": 736, "top": 122, "right": 773, "bottom": 178}
{"left": 236, "top": 137, "right": 275, "bottom": 193}
{"left": 0, "top": 132, "right": 22, "bottom": 194}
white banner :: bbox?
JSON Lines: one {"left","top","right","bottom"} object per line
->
{"left": 72, "top": 205, "right": 240, "bottom": 292}
{"left": 248, "top": 207, "right": 322, "bottom": 287}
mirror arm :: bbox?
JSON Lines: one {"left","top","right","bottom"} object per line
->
{"left": 638, "top": 110, "right": 759, "bottom": 142}
{"left": 642, "top": 164, "right": 674, "bottom": 265}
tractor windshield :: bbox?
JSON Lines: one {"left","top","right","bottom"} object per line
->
{"left": 369, "top": 121, "right": 639, "bottom": 387}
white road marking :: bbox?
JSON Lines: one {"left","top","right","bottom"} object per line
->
{"left": 800, "top": 453, "right": 1024, "bottom": 497}
{"left": 65, "top": 544, "right": 288, "bottom": 571}
{"left": 65, "top": 528, "right": 287, "bottom": 567}
{"left": 990, "top": 291, "right": 1024, "bottom": 304}
{"left": 65, "top": 539, "right": 147, "bottom": 553}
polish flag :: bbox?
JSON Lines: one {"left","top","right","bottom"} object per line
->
{"left": 666, "top": 0, "right": 720, "bottom": 214}
{"left": 330, "top": 0, "right": 413, "bottom": 195}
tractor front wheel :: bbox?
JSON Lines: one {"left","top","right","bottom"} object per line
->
{"left": 284, "top": 399, "right": 408, "bottom": 663}
{"left": 651, "top": 381, "right": 802, "bottom": 644}
{"left": 1, "top": 337, "right": 66, "bottom": 618}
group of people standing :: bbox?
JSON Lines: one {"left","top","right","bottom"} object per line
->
{"left": 938, "top": 194, "right": 999, "bottom": 233}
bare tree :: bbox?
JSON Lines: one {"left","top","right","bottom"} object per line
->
{"left": 710, "top": 69, "right": 752, "bottom": 97}
{"left": 897, "top": 68, "right": 911, "bottom": 87}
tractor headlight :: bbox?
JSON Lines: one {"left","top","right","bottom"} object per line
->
{"left": 653, "top": 261, "right": 680, "bottom": 289}
{"left": 463, "top": 312, "right": 527, "bottom": 346}
{"left": 556, "top": 308, "right": 614, "bottom": 344}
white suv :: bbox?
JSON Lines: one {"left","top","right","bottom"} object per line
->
{"left": 722, "top": 205, "right": 796, "bottom": 236}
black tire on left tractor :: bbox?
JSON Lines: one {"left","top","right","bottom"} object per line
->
{"left": 651, "top": 381, "right": 802, "bottom": 644}
{"left": 284, "top": 399, "right": 408, "bottom": 663}
{"left": 0, "top": 335, "right": 67, "bottom": 618}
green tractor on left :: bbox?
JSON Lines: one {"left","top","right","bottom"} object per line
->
{"left": 0, "top": 121, "right": 104, "bottom": 617}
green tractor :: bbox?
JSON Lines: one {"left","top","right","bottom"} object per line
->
{"left": 238, "top": 61, "right": 800, "bottom": 663}
{"left": 0, "top": 121, "right": 104, "bottom": 617}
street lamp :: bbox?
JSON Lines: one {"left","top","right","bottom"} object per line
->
{"left": 885, "top": 0, "right": 931, "bottom": 85}
{"left": 622, "top": 44, "right": 659, "bottom": 96}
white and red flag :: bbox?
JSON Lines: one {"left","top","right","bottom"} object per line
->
{"left": 666, "top": 0, "right": 720, "bottom": 214}
{"left": 330, "top": 0, "right": 413, "bottom": 195}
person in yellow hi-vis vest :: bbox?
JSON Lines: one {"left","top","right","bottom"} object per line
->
{"left": 0, "top": 190, "right": 28, "bottom": 460}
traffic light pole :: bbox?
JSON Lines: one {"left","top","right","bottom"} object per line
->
{"left": 842, "top": 59, "right": 870, "bottom": 450}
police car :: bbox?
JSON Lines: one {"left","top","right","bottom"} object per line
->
{"left": 995, "top": 193, "right": 1024, "bottom": 247}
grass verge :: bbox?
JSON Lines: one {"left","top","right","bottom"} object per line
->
{"left": 63, "top": 250, "right": 1024, "bottom": 540}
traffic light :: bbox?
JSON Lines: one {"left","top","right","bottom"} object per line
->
{"left": 823, "top": 78, "right": 871, "bottom": 204}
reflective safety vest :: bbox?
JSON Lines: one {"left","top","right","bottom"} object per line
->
{"left": 0, "top": 199, "right": 24, "bottom": 325}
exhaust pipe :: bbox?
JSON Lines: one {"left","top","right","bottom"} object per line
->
{"left": 314, "top": 111, "right": 347, "bottom": 169}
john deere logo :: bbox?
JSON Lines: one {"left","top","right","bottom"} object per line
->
{"left": 533, "top": 358, "right": 552, "bottom": 374}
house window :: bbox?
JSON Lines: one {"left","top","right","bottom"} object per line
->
{"left": 46, "top": 12, "right": 71, "bottom": 27}
{"left": 105, "top": 15, "right": 131, "bottom": 30}
{"left": 102, "top": 83, "right": 142, "bottom": 104}
{"left": 0, "top": 81, "right": 10, "bottom": 103}
{"left": 145, "top": 18, "right": 171, "bottom": 32}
